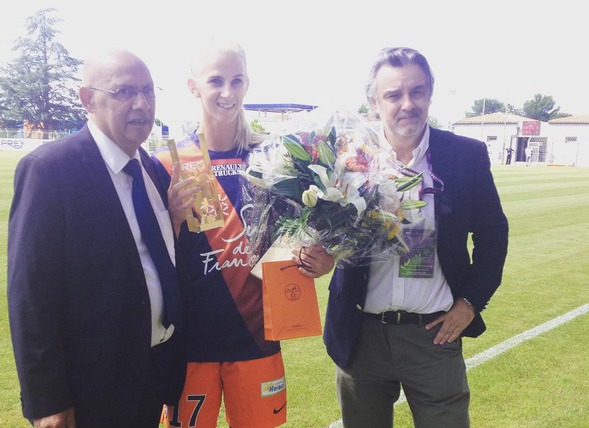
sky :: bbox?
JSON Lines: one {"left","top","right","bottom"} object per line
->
{"left": 1, "top": 0, "right": 587, "bottom": 130}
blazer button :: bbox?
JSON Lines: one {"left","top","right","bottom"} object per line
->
{"left": 356, "top": 304, "right": 362, "bottom": 311}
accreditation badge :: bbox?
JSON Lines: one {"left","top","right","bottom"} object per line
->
{"left": 398, "top": 228, "right": 437, "bottom": 278}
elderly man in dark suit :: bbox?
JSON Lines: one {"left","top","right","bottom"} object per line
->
{"left": 8, "top": 50, "right": 185, "bottom": 428}
{"left": 319, "top": 47, "right": 509, "bottom": 428}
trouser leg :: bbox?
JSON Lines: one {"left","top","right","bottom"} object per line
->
{"left": 335, "top": 319, "right": 400, "bottom": 428}
{"left": 397, "top": 324, "right": 470, "bottom": 428}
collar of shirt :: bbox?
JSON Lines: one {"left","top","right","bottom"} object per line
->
{"left": 376, "top": 125, "right": 430, "bottom": 168}
{"left": 88, "top": 120, "right": 138, "bottom": 172}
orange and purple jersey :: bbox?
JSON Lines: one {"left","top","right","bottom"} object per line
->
{"left": 154, "top": 134, "right": 280, "bottom": 362}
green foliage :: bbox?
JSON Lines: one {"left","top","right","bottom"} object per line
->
{"left": 0, "top": 8, "right": 85, "bottom": 131}
{"left": 467, "top": 98, "right": 505, "bottom": 117}
{"left": 505, "top": 103, "right": 523, "bottom": 116}
{"left": 550, "top": 111, "right": 573, "bottom": 119}
{"left": 523, "top": 93, "right": 561, "bottom": 121}
{"left": 465, "top": 95, "right": 570, "bottom": 121}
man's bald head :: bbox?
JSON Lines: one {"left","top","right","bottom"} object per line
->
{"left": 79, "top": 50, "right": 155, "bottom": 156}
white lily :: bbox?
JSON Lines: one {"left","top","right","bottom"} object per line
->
{"left": 302, "top": 186, "right": 319, "bottom": 207}
{"left": 307, "top": 164, "right": 367, "bottom": 217}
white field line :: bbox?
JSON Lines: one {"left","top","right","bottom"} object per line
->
{"left": 327, "top": 303, "right": 589, "bottom": 428}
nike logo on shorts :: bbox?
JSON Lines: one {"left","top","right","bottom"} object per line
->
{"left": 273, "top": 403, "right": 286, "bottom": 414}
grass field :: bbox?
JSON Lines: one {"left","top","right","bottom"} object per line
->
{"left": 1, "top": 150, "right": 588, "bottom": 427}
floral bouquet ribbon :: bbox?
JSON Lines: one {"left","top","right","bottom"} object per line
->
{"left": 240, "top": 109, "right": 427, "bottom": 267}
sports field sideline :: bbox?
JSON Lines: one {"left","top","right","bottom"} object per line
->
{"left": 328, "top": 303, "right": 589, "bottom": 427}
{"left": 1, "top": 151, "right": 588, "bottom": 427}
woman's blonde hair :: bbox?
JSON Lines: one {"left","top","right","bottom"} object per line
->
{"left": 190, "top": 37, "right": 265, "bottom": 153}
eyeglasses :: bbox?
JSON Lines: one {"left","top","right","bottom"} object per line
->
{"left": 88, "top": 85, "right": 156, "bottom": 102}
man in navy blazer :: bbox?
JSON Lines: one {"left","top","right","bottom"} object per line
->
{"left": 322, "top": 48, "right": 509, "bottom": 427}
{"left": 8, "top": 50, "right": 185, "bottom": 427}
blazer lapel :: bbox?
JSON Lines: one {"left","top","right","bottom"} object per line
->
{"left": 428, "top": 128, "right": 454, "bottom": 217}
{"left": 78, "top": 128, "right": 147, "bottom": 286}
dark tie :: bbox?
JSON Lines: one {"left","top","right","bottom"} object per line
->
{"left": 123, "top": 158, "right": 180, "bottom": 328}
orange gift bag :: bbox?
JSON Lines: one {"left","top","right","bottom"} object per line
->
{"left": 261, "top": 260, "right": 322, "bottom": 341}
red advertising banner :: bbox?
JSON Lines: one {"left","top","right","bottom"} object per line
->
{"left": 522, "top": 121, "right": 541, "bottom": 135}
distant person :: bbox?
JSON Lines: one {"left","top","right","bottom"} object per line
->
{"left": 153, "top": 38, "right": 331, "bottom": 428}
{"left": 506, "top": 147, "right": 514, "bottom": 164}
{"left": 525, "top": 145, "right": 533, "bottom": 165}
{"left": 320, "top": 47, "right": 509, "bottom": 427}
{"left": 8, "top": 49, "right": 186, "bottom": 428}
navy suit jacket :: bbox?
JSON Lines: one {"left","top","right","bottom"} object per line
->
{"left": 8, "top": 125, "right": 186, "bottom": 424}
{"left": 323, "top": 127, "right": 509, "bottom": 368}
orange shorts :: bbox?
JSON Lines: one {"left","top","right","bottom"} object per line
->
{"left": 162, "top": 352, "right": 287, "bottom": 428}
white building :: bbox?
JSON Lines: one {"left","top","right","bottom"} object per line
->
{"left": 451, "top": 112, "right": 548, "bottom": 165}
{"left": 546, "top": 115, "right": 589, "bottom": 167}
{"left": 451, "top": 112, "right": 589, "bottom": 167}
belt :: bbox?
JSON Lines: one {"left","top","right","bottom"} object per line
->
{"left": 365, "top": 310, "right": 445, "bottom": 325}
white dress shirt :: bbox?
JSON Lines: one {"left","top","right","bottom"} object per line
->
{"left": 364, "top": 126, "right": 454, "bottom": 315}
{"left": 89, "top": 121, "right": 175, "bottom": 346}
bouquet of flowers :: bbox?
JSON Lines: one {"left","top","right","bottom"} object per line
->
{"left": 240, "top": 109, "right": 427, "bottom": 267}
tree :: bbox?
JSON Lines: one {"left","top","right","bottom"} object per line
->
{"left": 505, "top": 103, "right": 523, "bottom": 116}
{"left": 551, "top": 111, "right": 573, "bottom": 119}
{"left": 466, "top": 98, "right": 505, "bottom": 117}
{"left": 522, "top": 94, "right": 561, "bottom": 121}
{"left": 0, "top": 8, "right": 86, "bottom": 132}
